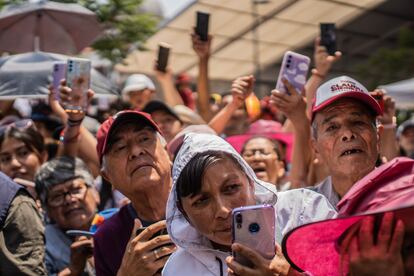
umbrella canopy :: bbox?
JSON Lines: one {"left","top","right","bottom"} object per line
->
{"left": 0, "top": 51, "right": 119, "bottom": 99}
{"left": 0, "top": 1, "right": 102, "bottom": 54}
{"left": 379, "top": 77, "right": 414, "bottom": 109}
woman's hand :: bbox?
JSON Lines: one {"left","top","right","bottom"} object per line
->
{"left": 341, "top": 212, "right": 405, "bottom": 276}
{"left": 231, "top": 75, "right": 255, "bottom": 109}
{"left": 313, "top": 37, "right": 341, "bottom": 77}
{"left": 226, "top": 242, "right": 290, "bottom": 276}
{"left": 58, "top": 79, "right": 94, "bottom": 123}
{"left": 270, "top": 78, "right": 306, "bottom": 124}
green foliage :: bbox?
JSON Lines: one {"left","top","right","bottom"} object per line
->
{"left": 77, "top": 0, "right": 158, "bottom": 64}
{"left": 356, "top": 27, "right": 414, "bottom": 89}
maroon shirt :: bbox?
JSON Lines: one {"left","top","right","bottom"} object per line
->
{"left": 94, "top": 204, "right": 157, "bottom": 276}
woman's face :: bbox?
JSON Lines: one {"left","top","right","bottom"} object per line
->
{"left": 181, "top": 158, "right": 256, "bottom": 247}
{"left": 0, "top": 137, "right": 43, "bottom": 181}
{"left": 242, "top": 137, "right": 284, "bottom": 185}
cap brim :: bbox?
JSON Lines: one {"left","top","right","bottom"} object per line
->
{"left": 101, "top": 111, "right": 161, "bottom": 156}
{"left": 143, "top": 101, "right": 180, "bottom": 121}
{"left": 226, "top": 133, "right": 294, "bottom": 161}
{"left": 312, "top": 92, "right": 383, "bottom": 118}
{"left": 282, "top": 205, "right": 414, "bottom": 275}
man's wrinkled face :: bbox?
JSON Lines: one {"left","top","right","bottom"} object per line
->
{"left": 312, "top": 99, "right": 380, "bottom": 181}
{"left": 101, "top": 123, "right": 171, "bottom": 200}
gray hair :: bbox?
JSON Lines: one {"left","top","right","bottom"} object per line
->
{"left": 35, "top": 156, "right": 94, "bottom": 205}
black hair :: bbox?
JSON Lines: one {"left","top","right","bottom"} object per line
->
{"left": 0, "top": 125, "right": 45, "bottom": 156}
{"left": 176, "top": 151, "right": 245, "bottom": 200}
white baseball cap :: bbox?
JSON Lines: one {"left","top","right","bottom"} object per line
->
{"left": 312, "top": 76, "right": 382, "bottom": 120}
{"left": 121, "top": 74, "right": 155, "bottom": 97}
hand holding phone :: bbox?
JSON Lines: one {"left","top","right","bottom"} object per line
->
{"left": 52, "top": 61, "right": 66, "bottom": 99}
{"left": 275, "top": 51, "right": 310, "bottom": 94}
{"left": 232, "top": 205, "right": 275, "bottom": 268}
{"left": 195, "top": 11, "right": 210, "bottom": 41}
{"left": 65, "top": 58, "right": 91, "bottom": 112}
{"left": 156, "top": 42, "right": 171, "bottom": 73}
{"left": 320, "top": 23, "right": 337, "bottom": 56}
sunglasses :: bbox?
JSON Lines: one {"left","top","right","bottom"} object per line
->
{"left": 0, "top": 119, "right": 35, "bottom": 136}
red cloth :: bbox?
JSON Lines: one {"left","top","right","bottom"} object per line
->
{"left": 178, "top": 88, "right": 195, "bottom": 110}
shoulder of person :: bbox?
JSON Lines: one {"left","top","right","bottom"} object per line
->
{"left": 5, "top": 190, "right": 43, "bottom": 228}
{"left": 276, "top": 188, "right": 337, "bottom": 231}
{"left": 278, "top": 188, "right": 336, "bottom": 211}
{"left": 94, "top": 205, "right": 129, "bottom": 239}
{"left": 163, "top": 248, "right": 219, "bottom": 276}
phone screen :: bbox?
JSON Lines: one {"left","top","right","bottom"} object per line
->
{"left": 196, "top": 11, "right": 209, "bottom": 41}
{"left": 320, "top": 23, "right": 337, "bottom": 56}
{"left": 156, "top": 43, "right": 170, "bottom": 73}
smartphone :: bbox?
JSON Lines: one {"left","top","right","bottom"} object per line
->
{"left": 156, "top": 42, "right": 171, "bottom": 73}
{"left": 232, "top": 205, "right": 275, "bottom": 268}
{"left": 275, "top": 51, "right": 310, "bottom": 94}
{"left": 320, "top": 23, "right": 337, "bottom": 56}
{"left": 65, "top": 58, "right": 91, "bottom": 112}
{"left": 136, "top": 227, "right": 168, "bottom": 238}
{"left": 52, "top": 61, "right": 66, "bottom": 99}
{"left": 66, "top": 230, "right": 94, "bottom": 238}
{"left": 196, "top": 11, "right": 210, "bottom": 41}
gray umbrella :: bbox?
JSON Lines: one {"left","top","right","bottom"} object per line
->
{"left": 0, "top": 51, "right": 119, "bottom": 99}
{"left": 0, "top": 1, "right": 102, "bottom": 54}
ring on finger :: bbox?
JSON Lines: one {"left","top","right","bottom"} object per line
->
{"left": 153, "top": 249, "right": 161, "bottom": 259}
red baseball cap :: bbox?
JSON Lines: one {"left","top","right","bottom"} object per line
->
{"left": 311, "top": 76, "right": 382, "bottom": 120}
{"left": 282, "top": 157, "right": 414, "bottom": 275}
{"left": 96, "top": 110, "right": 160, "bottom": 163}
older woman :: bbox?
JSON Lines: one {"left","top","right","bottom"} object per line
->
{"left": 163, "top": 133, "right": 336, "bottom": 276}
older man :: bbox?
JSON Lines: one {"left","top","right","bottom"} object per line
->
{"left": 309, "top": 76, "right": 383, "bottom": 207}
{"left": 94, "top": 110, "right": 175, "bottom": 276}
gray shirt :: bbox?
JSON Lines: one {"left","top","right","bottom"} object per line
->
{"left": 308, "top": 176, "right": 340, "bottom": 209}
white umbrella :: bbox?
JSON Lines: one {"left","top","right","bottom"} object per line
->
{"left": 379, "top": 78, "right": 414, "bottom": 109}
{"left": 0, "top": 0, "right": 102, "bottom": 54}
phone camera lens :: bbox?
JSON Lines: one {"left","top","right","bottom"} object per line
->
{"left": 286, "top": 64, "right": 290, "bottom": 68}
{"left": 248, "top": 223, "right": 260, "bottom": 233}
{"left": 236, "top": 213, "right": 242, "bottom": 224}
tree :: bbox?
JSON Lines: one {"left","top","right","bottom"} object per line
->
{"left": 356, "top": 27, "right": 414, "bottom": 90}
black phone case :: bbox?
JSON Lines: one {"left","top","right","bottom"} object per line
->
{"left": 196, "top": 11, "right": 209, "bottom": 41}
{"left": 320, "top": 23, "right": 337, "bottom": 56}
{"left": 157, "top": 45, "right": 170, "bottom": 72}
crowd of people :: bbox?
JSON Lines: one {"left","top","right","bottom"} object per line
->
{"left": 0, "top": 26, "right": 413, "bottom": 276}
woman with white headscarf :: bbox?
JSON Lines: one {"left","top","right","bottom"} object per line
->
{"left": 163, "top": 133, "right": 336, "bottom": 275}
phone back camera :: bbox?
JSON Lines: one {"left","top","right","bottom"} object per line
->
{"left": 286, "top": 64, "right": 290, "bottom": 68}
{"left": 248, "top": 223, "right": 260, "bottom": 233}
{"left": 236, "top": 213, "right": 242, "bottom": 229}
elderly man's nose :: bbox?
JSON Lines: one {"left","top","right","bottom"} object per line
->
{"left": 341, "top": 128, "right": 356, "bottom": 142}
